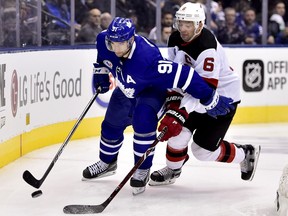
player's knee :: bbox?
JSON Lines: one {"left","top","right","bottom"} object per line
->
{"left": 168, "top": 127, "right": 192, "bottom": 149}
{"left": 191, "top": 141, "right": 218, "bottom": 161}
{"left": 101, "top": 120, "right": 125, "bottom": 140}
{"left": 133, "top": 104, "right": 157, "bottom": 133}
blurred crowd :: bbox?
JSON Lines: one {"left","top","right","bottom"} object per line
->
{"left": 1, "top": 0, "right": 288, "bottom": 48}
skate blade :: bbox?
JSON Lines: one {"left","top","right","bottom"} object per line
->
{"left": 148, "top": 178, "right": 177, "bottom": 186}
{"left": 132, "top": 186, "right": 146, "bottom": 195}
{"left": 82, "top": 170, "right": 116, "bottom": 181}
{"left": 248, "top": 145, "right": 261, "bottom": 181}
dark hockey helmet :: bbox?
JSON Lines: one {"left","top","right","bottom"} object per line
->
{"left": 105, "top": 17, "right": 135, "bottom": 51}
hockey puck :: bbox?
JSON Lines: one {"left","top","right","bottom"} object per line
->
{"left": 31, "top": 190, "right": 43, "bottom": 198}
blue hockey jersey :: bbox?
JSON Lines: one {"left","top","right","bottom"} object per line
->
{"left": 95, "top": 31, "right": 213, "bottom": 102}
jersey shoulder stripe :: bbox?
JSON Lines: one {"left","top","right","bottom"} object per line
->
{"left": 168, "top": 28, "right": 217, "bottom": 60}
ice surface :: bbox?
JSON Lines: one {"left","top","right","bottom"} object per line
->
{"left": 0, "top": 123, "right": 288, "bottom": 216}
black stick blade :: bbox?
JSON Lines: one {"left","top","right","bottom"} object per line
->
{"left": 63, "top": 204, "right": 105, "bottom": 214}
{"left": 23, "top": 170, "right": 41, "bottom": 189}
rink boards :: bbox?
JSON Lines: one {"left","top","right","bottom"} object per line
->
{"left": 0, "top": 46, "right": 287, "bottom": 167}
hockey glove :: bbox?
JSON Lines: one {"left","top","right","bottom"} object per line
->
{"left": 158, "top": 107, "right": 189, "bottom": 142}
{"left": 165, "top": 90, "right": 184, "bottom": 109}
{"left": 93, "top": 65, "right": 110, "bottom": 94}
{"left": 202, "top": 90, "right": 235, "bottom": 119}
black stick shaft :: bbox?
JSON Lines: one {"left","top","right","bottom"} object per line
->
{"left": 63, "top": 127, "right": 167, "bottom": 214}
{"left": 23, "top": 89, "right": 101, "bottom": 188}
{"left": 99, "top": 126, "right": 167, "bottom": 210}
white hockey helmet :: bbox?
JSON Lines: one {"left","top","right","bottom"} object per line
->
{"left": 175, "top": 2, "right": 206, "bottom": 29}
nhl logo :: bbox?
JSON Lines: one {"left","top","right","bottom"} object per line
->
{"left": 243, "top": 60, "right": 264, "bottom": 92}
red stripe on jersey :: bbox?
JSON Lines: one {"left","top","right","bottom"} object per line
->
{"left": 203, "top": 77, "right": 218, "bottom": 88}
{"left": 180, "top": 41, "right": 193, "bottom": 46}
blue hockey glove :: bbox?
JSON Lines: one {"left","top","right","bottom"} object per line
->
{"left": 202, "top": 90, "right": 235, "bottom": 119}
{"left": 93, "top": 65, "right": 110, "bottom": 94}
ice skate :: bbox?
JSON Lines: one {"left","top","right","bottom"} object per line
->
{"left": 82, "top": 160, "right": 117, "bottom": 180}
{"left": 130, "top": 169, "right": 150, "bottom": 195}
{"left": 149, "top": 166, "right": 182, "bottom": 186}
{"left": 240, "top": 144, "right": 261, "bottom": 181}
{"left": 149, "top": 155, "right": 189, "bottom": 186}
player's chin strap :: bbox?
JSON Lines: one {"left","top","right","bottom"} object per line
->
{"left": 122, "top": 37, "right": 134, "bottom": 58}
{"left": 183, "top": 21, "right": 204, "bottom": 43}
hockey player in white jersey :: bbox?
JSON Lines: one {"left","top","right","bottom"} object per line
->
{"left": 149, "top": 2, "right": 261, "bottom": 186}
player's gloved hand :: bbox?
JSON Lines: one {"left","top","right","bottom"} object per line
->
{"left": 158, "top": 107, "right": 189, "bottom": 142}
{"left": 93, "top": 64, "right": 110, "bottom": 94}
{"left": 202, "top": 90, "right": 235, "bottom": 119}
{"left": 165, "top": 90, "right": 184, "bottom": 109}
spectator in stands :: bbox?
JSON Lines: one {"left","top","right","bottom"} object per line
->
{"left": 157, "top": 25, "right": 173, "bottom": 46}
{"left": 230, "top": 0, "right": 251, "bottom": 25}
{"left": 116, "top": 0, "right": 134, "bottom": 18}
{"left": 162, "top": 0, "right": 186, "bottom": 15}
{"left": 216, "top": 7, "right": 245, "bottom": 44}
{"left": 195, "top": 0, "right": 226, "bottom": 35}
{"left": 209, "top": 0, "right": 225, "bottom": 35}
{"left": 0, "top": 0, "right": 12, "bottom": 46}
{"left": 130, "top": 0, "right": 156, "bottom": 36}
{"left": 148, "top": 11, "right": 174, "bottom": 43}
{"left": 42, "top": 0, "right": 72, "bottom": 45}
{"left": 240, "top": 8, "right": 263, "bottom": 44}
{"left": 74, "top": 0, "right": 109, "bottom": 25}
{"left": 127, "top": 9, "right": 148, "bottom": 37}
{"left": 100, "top": 12, "right": 112, "bottom": 30}
{"left": 1, "top": 2, "right": 36, "bottom": 47}
{"left": 269, "top": 1, "right": 288, "bottom": 44}
{"left": 2, "top": 7, "right": 17, "bottom": 47}
{"left": 85, "top": 0, "right": 110, "bottom": 13}
{"left": 43, "top": 0, "right": 71, "bottom": 29}
{"left": 75, "top": 0, "right": 110, "bottom": 14}
{"left": 75, "top": 1, "right": 90, "bottom": 25}
{"left": 76, "top": 8, "right": 102, "bottom": 44}
{"left": 19, "top": 1, "right": 39, "bottom": 47}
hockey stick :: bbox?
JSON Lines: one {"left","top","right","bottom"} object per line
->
{"left": 63, "top": 126, "right": 168, "bottom": 214}
{"left": 23, "top": 88, "right": 102, "bottom": 189}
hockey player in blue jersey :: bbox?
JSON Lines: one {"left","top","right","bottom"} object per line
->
{"left": 82, "top": 17, "right": 235, "bottom": 195}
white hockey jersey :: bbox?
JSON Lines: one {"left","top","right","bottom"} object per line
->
{"left": 167, "top": 28, "right": 241, "bottom": 113}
